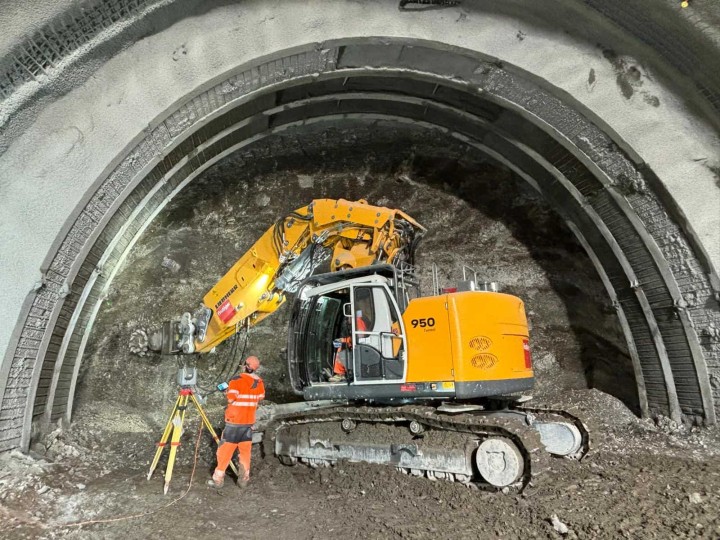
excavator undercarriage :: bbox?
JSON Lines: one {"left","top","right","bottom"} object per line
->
{"left": 258, "top": 401, "right": 589, "bottom": 490}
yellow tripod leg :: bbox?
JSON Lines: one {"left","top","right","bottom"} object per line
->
{"left": 147, "top": 394, "right": 182, "bottom": 481}
{"left": 190, "top": 393, "right": 239, "bottom": 476}
{"left": 163, "top": 393, "right": 189, "bottom": 494}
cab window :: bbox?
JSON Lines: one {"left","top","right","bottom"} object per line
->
{"left": 352, "top": 286, "right": 404, "bottom": 381}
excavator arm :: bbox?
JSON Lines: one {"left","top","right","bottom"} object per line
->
{"left": 130, "top": 199, "right": 424, "bottom": 356}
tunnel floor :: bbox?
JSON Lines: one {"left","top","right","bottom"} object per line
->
{"left": 1, "top": 391, "right": 719, "bottom": 539}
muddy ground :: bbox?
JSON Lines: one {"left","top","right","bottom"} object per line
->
{"left": 3, "top": 126, "right": 716, "bottom": 538}
{"left": 1, "top": 390, "right": 719, "bottom": 539}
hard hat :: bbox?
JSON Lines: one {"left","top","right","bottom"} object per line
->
{"left": 245, "top": 356, "right": 260, "bottom": 371}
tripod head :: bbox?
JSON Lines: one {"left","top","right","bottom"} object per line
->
{"left": 177, "top": 366, "right": 197, "bottom": 388}
{"left": 176, "top": 365, "right": 229, "bottom": 399}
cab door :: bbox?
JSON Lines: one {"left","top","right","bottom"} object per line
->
{"left": 351, "top": 285, "right": 407, "bottom": 383}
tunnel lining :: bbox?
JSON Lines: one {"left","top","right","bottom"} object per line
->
{"left": 1, "top": 39, "right": 718, "bottom": 452}
{"left": 44, "top": 72, "right": 707, "bottom": 422}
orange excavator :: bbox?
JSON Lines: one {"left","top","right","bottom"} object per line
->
{"left": 132, "top": 199, "right": 588, "bottom": 489}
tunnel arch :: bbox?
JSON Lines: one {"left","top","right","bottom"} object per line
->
{"left": 1, "top": 1, "right": 719, "bottom": 453}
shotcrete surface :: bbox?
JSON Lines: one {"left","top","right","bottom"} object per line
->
{"left": 1, "top": 1, "right": 719, "bottom": 535}
{"left": 0, "top": 0, "right": 70, "bottom": 53}
{"left": 1, "top": 0, "right": 718, "bottom": 373}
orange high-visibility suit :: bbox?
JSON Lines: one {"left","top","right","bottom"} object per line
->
{"left": 333, "top": 313, "right": 368, "bottom": 376}
{"left": 212, "top": 372, "right": 265, "bottom": 483}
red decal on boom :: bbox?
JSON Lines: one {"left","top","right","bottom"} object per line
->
{"left": 217, "top": 299, "right": 237, "bottom": 324}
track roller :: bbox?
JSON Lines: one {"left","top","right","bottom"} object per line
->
{"left": 474, "top": 437, "right": 524, "bottom": 487}
{"left": 341, "top": 418, "right": 357, "bottom": 433}
{"left": 408, "top": 420, "right": 425, "bottom": 435}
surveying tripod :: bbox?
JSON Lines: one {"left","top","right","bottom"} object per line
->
{"left": 147, "top": 368, "right": 237, "bottom": 494}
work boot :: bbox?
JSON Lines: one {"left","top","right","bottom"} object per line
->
{"left": 236, "top": 464, "right": 247, "bottom": 488}
{"left": 328, "top": 374, "right": 345, "bottom": 383}
{"left": 207, "top": 478, "right": 224, "bottom": 488}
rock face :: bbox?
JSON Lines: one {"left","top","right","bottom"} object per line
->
{"left": 74, "top": 127, "right": 633, "bottom": 419}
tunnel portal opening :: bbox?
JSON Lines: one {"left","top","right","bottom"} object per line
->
{"left": 13, "top": 39, "right": 717, "bottom": 458}
{"left": 1, "top": 3, "right": 719, "bottom": 535}
{"left": 74, "top": 120, "right": 636, "bottom": 430}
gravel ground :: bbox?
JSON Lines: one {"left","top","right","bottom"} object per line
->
{"left": 1, "top": 389, "right": 719, "bottom": 539}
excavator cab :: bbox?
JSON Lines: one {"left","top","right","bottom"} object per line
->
{"left": 288, "top": 262, "right": 536, "bottom": 403}
{"left": 350, "top": 285, "right": 405, "bottom": 381}
{"left": 287, "top": 265, "right": 413, "bottom": 398}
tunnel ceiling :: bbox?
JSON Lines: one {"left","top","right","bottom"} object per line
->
{"left": 1, "top": 0, "right": 719, "bottom": 453}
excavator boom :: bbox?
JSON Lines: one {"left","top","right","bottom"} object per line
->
{"left": 130, "top": 199, "right": 425, "bottom": 356}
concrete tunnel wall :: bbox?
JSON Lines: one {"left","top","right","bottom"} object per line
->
{"left": 0, "top": 0, "right": 719, "bottom": 453}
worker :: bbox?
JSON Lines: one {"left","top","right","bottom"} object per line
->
{"left": 208, "top": 355, "right": 265, "bottom": 488}
{"left": 330, "top": 290, "right": 373, "bottom": 382}
{"left": 329, "top": 313, "right": 363, "bottom": 382}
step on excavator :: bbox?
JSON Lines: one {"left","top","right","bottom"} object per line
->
{"left": 131, "top": 199, "right": 589, "bottom": 490}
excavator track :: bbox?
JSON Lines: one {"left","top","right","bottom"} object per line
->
{"left": 512, "top": 404, "right": 591, "bottom": 461}
{"left": 263, "top": 405, "right": 553, "bottom": 492}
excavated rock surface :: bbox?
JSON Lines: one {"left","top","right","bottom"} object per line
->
{"left": 74, "top": 130, "right": 634, "bottom": 418}
{"left": 5, "top": 131, "right": 695, "bottom": 539}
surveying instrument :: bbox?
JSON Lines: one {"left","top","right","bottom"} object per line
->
{"left": 147, "top": 366, "right": 237, "bottom": 493}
